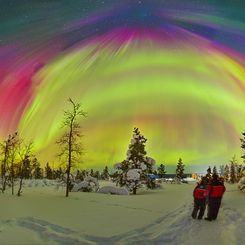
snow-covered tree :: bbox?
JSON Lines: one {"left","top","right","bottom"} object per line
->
{"left": 219, "top": 165, "right": 225, "bottom": 176}
{"left": 230, "top": 155, "right": 238, "bottom": 183}
{"left": 157, "top": 164, "right": 166, "bottom": 178}
{"left": 238, "top": 177, "right": 245, "bottom": 191}
{"left": 175, "top": 158, "right": 185, "bottom": 179}
{"left": 224, "top": 164, "right": 230, "bottom": 182}
{"left": 240, "top": 131, "right": 245, "bottom": 162}
{"left": 114, "top": 127, "right": 156, "bottom": 194}
{"left": 236, "top": 164, "right": 244, "bottom": 181}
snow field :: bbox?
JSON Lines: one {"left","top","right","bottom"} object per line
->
{"left": 0, "top": 182, "right": 244, "bottom": 245}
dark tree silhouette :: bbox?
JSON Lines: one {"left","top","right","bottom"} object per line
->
{"left": 17, "top": 141, "right": 33, "bottom": 196}
{"left": 206, "top": 166, "right": 212, "bottom": 181}
{"left": 101, "top": 166, "right": 110, "bottom": 180}
{"left": 32, "top": 158, "right": 43, "bottom": 179}
{"left": 0, "top": 133, "right": 19, "bottom": 194}
{"left": 157, "top": 164, "right": 166, "bottom": 178}
{"left": 229, "top": 155, "right": 238, "bottom": 183}
{"left": 175, "top": 158, "right": 185, "bottom": 179}
{"left": 212, "top": 166, "right": 217, "bottom": 175}
{"left": 57, "top": 98, "right": 86, "bottom": 197}
{"left": 45, "top": 162, "right": 53, "bottom": 179}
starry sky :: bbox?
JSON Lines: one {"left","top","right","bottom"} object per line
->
{"left": 0, "top": 0, "right": 245, "bottom": 171}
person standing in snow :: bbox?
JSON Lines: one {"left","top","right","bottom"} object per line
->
{"left": 205, "top": 174, "right": 226, "bottom": 221}
{"left": 191, "top": 177, "right": 208, "bottom": 219}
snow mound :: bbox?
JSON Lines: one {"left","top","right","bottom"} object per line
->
{"left": 238, "top": 177, "right": 245, "bottom": 191}
{"left": 98, "top": 186, "right": 129, "bottom": 195}
{"left": 22, "top": 179, "right": 58, "bottom": 187}
{"left": 184, "top": 177, "right": 197, "bottom": 183}
{"left": 72, "top": 176, "right": 99, "bottom": 192}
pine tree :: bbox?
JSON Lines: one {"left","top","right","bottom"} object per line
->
{"left": 115, "top": 127, "right": 156, "bottom": 194}
{"left": 102, "top": 166, "right": 110, "bottom": 180}
{"left": 94, "top": 171, "right": 100, "bottom": 179}
{"left": 157, "top": 164, "right": 166, "bottom": 178}
{"left": 219, "top": 165, "right": 225, "bottom": 176}
{"left": 32, "top": 158, "right": 43, "bottom": 179}
{"left": 17, "top": 141, "right": 33, "bottom": 196}
{"left": 236, "top": 164, "right": 243, "bottom": 181}
{"left": 230, "top": 155, "right": 238, "bottom": 183}
{"left": 206, "top": 166, "right": 212, "bottom": 181}
{"left": 240, "top": 131, "right": 245, "bottom": 162}
{"left": 45, "top": 163, "right": 53, "bottom": 179}
{"left": 175, "top": 158, "right": 185, "bottom": 179}
{"left": 212, "top": 166, "right": 217, "bottom": 175}
{"left": 224, "top": 164, "right": 230, "bottom": 182}
{"left": 90, "top": 169, "right": 94, "bottom": 177}
{"left": 22, "top": 157, "right": 31, "bottom": 179}
{"left": 53, "top": 167, "right": 63, "bottom": 180}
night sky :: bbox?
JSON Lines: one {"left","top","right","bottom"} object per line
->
{"left": 0, "top": 0, "right": 245, "bottom": 171}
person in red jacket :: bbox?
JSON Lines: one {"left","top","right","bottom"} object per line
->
{"left": 191, "top": 177, "right": 208, "bottom": 219}
{"left": 205, "top": 174, "right": 226, "bottom": 221}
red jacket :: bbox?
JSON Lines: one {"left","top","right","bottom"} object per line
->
{"left": 193, "top": 185, "right": 208, "bottom": 199}
{"left": 208, "top": 182, "right": 226, "bottom": 198}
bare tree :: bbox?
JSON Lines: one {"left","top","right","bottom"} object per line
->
{"left": 17, "top": 141, "right": 33, "bottom": 196}
{"left": 9, "top": 132, "right": 20, "bottom": 195}
{"left": 57, "top": 98, "right": 86, "bottom": 197}
{"left": 0, "top": 133, "right": 19, "bottom": 193}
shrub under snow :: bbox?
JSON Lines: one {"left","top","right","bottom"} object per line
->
{"left": 22, "top": 179, "right": 58, "bottom": 187}
{"left": 97, "top": 186, "right": 129, "bottom": 195}
{"left": 72, "top": 176, "right": 99, "bottom": 192}
{"left": 238, "top": 177, "right": 245, "bottom": 191}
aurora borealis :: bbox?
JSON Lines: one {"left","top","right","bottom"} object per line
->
{"left": 1, "top": 1, "right": 245, "bottom": 171}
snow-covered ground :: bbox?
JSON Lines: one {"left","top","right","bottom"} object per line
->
{"left": 0, "top": 181, "right": 244, "bottom": 245}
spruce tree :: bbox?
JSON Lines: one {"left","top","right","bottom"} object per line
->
{"left": 219, "top": 165, "right": 225, "bottom": 176}
{"left": 157, "top": 164, "right": 166, "bottom": 178}
{"left": 175, "top": 158, "right": 185, "bottom": 179}
{"left": 115, "top": 127, "right": 156, "bottom": 194}
{"left": 224, "top": 164, "right": 230, "bottom": 182}
{"left": 17, "top": 141, "right": 33, "bottom": 196}
{"left": 236, "top": 164, "right": 243, "bottom": 181}
{"left": 230, "top": 155, "right": 237, "bottom": 183}
{"left": 45, "top": 163, "right": 53, "bottom": 179}
{"left": 212, "top": 166, "right": 217, "bottom": 175}
{"left": 206, "top": 166, "right": 212, "bottom": 181}
{"left": 32, "top": 158, "right": 43, "bottom": 179}
{"left": 90, "top": 169, "right": 94, "bottom": 177}
{"left": 94, "top": 171, "right": 100, "bottom": 179}
{"left": 102, "top": 166, "right": 110, "bottom": 180}
{"left": 240, "top": 131, "right": 245, "bottom": 162}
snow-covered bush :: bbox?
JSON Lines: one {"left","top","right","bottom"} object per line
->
{"left": 97, "top": 186, "right": 129, "bottom": 195}
{"left": 72, "top": 176, "right": 99, "bottom": 192}
{"left": 23, "top": 179, "right": 58, "bottom": 187}
{"left": 238, "top": 177, "right": 245, "bottom": 191}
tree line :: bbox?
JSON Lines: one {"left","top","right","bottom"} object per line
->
{"left": 1, "top": 98, "right": 245, "bottom": 196}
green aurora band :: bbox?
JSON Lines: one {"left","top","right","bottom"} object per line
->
{"left": 18, "top": 31, "right": 245, "bottom": 170}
